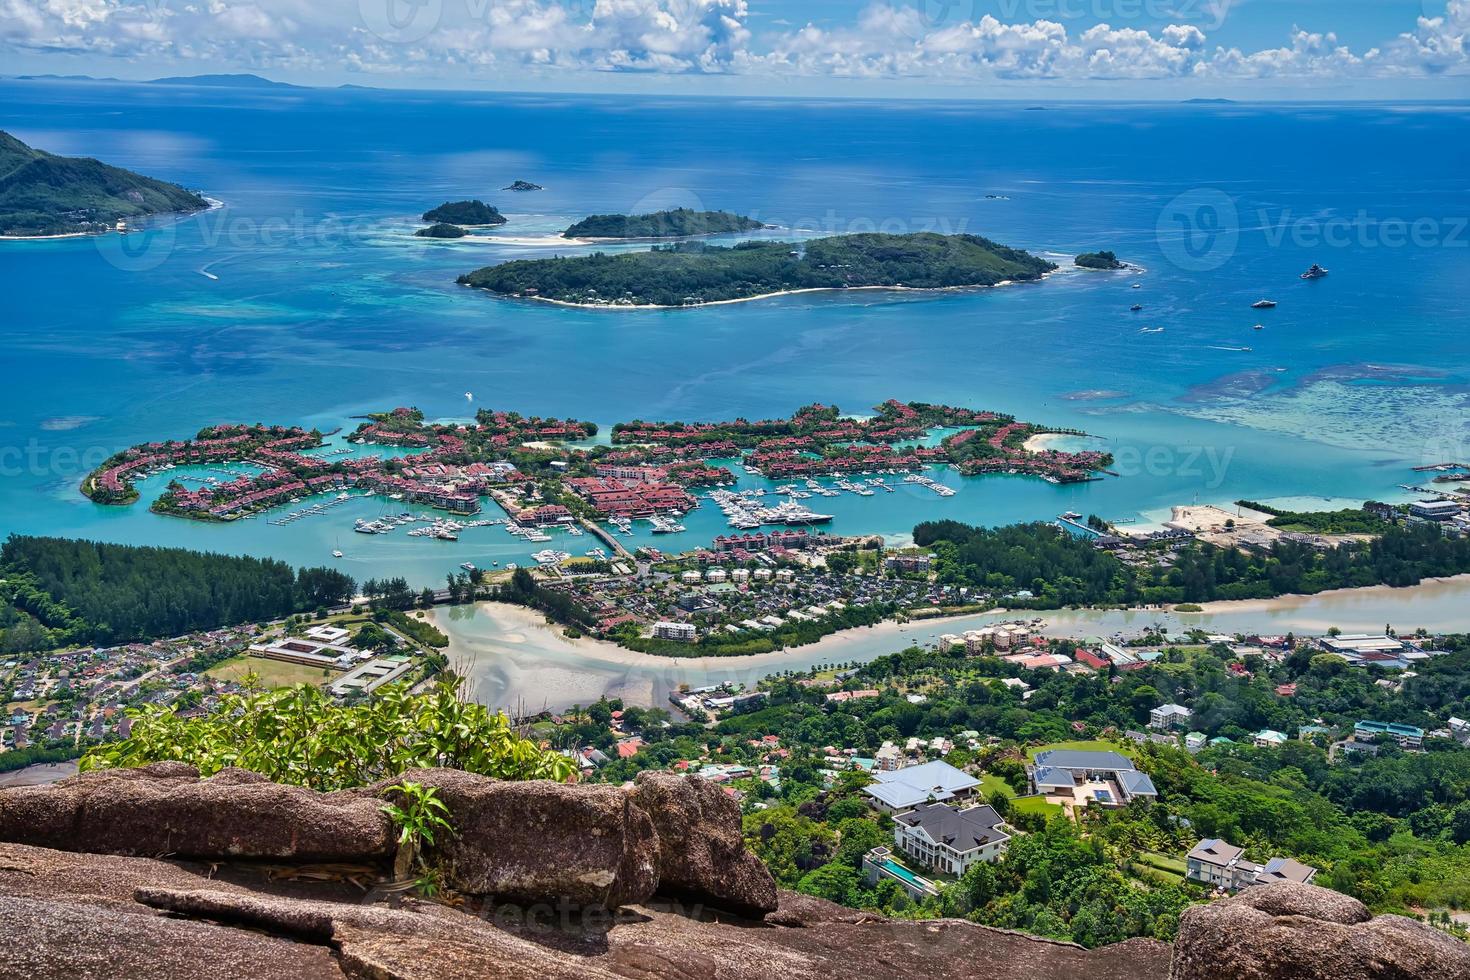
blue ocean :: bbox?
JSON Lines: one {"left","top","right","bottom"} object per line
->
{"left": 3, "top": 81, "right": 1468, "bottom": 587}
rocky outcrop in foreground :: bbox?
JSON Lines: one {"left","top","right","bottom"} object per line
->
{"left": 1171, "top": 881, "right": 1470, "bottom": 980}
{"left": 0, "top": 764, "right": 1457, "bottom": 980}
{"left": 0, "top": 762, "right": 393, "bottom": 861}
{"left": 0, "top": 842, "right": 1170, "bottom": 980}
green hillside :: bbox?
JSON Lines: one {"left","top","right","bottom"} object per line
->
{"left": 563, "top": 207, "right": 764, "bottom": 239}
{"left": 460, "top": 232, "right": 1057, "bottom": 307}
{"left": 0, "top": 130, "right": 208, "bottom": 236}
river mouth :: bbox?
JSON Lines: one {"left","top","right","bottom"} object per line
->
{"left": 437, "top": 576, "right": 1470, "bottom": 712}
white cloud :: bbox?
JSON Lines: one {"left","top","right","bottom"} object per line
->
{"left": 0, "top": 0, "right": 1465, "bottom": 83}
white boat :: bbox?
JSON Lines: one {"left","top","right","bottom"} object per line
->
{"left": 332, "top": 550, "right": 344, "bottom": 558}
{"left": 460, "top": 562, "right": 476, "bottom": 571}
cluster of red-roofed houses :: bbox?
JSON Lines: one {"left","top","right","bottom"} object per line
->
{"left": 563, "top": 476, "right": 696, "bottom": 517}
{"left": 747, "top": 444, "right": 947, "bottom": 478}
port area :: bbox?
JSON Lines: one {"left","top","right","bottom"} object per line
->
{"left": 81, "top": 400, "right": 1111, "bottom": 537}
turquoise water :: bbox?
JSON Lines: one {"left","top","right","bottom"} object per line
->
{"left": 880, "top": 858, "right": 932, "bottom": 890}
{"left": 3, "top": 81, "right": 1469, "bottom": 588}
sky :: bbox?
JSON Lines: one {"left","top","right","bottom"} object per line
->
{"left": 1, "top": 0, "right": 1468, "bottom": 98}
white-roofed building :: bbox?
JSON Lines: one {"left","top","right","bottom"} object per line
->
{"left": 863, "top": 759, "right": 980, "bottom": 814}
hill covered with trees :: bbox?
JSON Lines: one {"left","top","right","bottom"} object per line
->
{"left": 0, "top": 536, "right": 355, "bottom": 650}
{"left": 563, "top": 207, "right": 764, "bottom": 239}
{"left": 0, "top": 130, "right": 208, "bottom": 237}
{"left": 914, "top": 519, "right": 1470, "bottom": 607}
{"left": 421, "top": 200, "right": 505, "bottom": 225}
{"left": 459, "top": 232, "right": 1058, "bottom": 307}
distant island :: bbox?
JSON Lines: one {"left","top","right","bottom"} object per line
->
{"left": 415, "top": 223, "right": 467, "bottom": 239}
{"left": 563, "top": 208, "right": 764, "bottom": 240}
{"left": 422, "top": 200, "right": 506, "bottom": 226}
{"left": 0, "top": 130, "right": 209, "bottom": 237}
{"left": 459, "top": 232, "right": 1057, "bottom": 308}
{"left": 1183, "top": 98, "right": 1238, "bottom": 104}
{"left": 1075, "top": 250, "right": 1126, "bottom": 270}
{"left": 149, "top": 73, "right": 302, "bottom": 89}
{"left": 503, "top": 180, "right": 543, "bottom": 192}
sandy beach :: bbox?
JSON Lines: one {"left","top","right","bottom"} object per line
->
{"left": 431, "top": 600, "right": 1007, "bottom": 711}
{"left": 1185, "top": 574, "right": 1470, "bottom": 619}
{"left": 0, "top": 230, "right": 98, "bottom": 241}
{"left": 464, "top": 276, "right": 1048, "bottom": 312}
{"left": 434, "top": 574, "right": 1470, "bottom": 711}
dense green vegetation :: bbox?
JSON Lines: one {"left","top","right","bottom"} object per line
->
{"left": 596, "top": 631, "right": 1470, "bottom": 938}
{"left": 0, "top": 536, "right": 355, "bottom": 650}
{"left": 415, "top": 222, "right": 466, "bottom": 238}
{"left": 914, "top": 519, "right": 1470, "bottom": 607}
{"left": 459, "top": 232, "right": 1057, "bottom": 307}
{"left": 742, "top": 774, "right": 1190, "bottom": 945}
{"left": 421, "top": 200, "right": 504, "bottom": 225}
{"left": 563, "top": 207, "right": 764, "bottom": 239}
{"left": 1075, "top": 250, "right": 1125, "bottom": 270}
{"left": 1237, "top": 500, "right": 1398, "bottom": 535}
{"left": 0, "top": 130, "right": 208, "bottom": 236}
{"left": 82, "top": 675, "right": 575, "bottom": 790}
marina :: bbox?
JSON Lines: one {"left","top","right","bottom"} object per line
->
{"left": 1, "top": 90, "right": 1463, "bottom": 600}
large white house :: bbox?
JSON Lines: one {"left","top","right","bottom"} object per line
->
{"left": 862, "top": 759, "right": 980, "bottom": 813}
{"left": 893, "top": 802, "right": 1010, "bottom": 875}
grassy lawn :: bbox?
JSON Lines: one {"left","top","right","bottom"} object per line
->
{"left": 1009, "top": 795, "right": 1066, "bottom": 819}
{"left": 978, "top": 772, "right": 1016, "bottom": 801}
{"left": 205, "top": 654, "right": 338, "bottom": 689}
{"left": 1027, "top": 739, "right": 1137, "bottom": 760}
{"left": 1138, "top": 850, "right": 1187, "bottom": 875}
{"left": 1131, "top": 863, "right": 1186, "bottom": 887}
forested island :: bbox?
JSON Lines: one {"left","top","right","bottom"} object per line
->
{"left": 562, "top": 208, "right": 764, "bottom": 240}
{"left": 459, "top": 232, "right": 1058, "bottom": 307}
{"left": 421, "top": 200, "right": 505, "bottom": 225}
{"left": 1075, "top": 251, "right": 1125, "bottom": 270}
{"left": 415, "top": 222, "right": 467, "bottom": 239}
{"left": 0, "top": 130, "right": 208, "bottom": 237}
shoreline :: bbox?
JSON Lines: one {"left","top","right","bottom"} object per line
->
{"left": 433, "top": 600, "right": 996, "bottom": 675}
{"left": 439, "top": 573, "right": 1470, "bottom": 676}
{"left": 1181, "top": 573, "right": 1470, "bottom": 616}
{"left": 0, "top": 198, "right": 223, "bottom": 242}
{"left": 1022, "top": 431, "right": 1104, "bottom": 453}
{"left": 465, "top": 275, "right": 1050, "bottom": 311}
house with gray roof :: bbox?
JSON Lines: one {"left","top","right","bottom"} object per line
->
{"left": 893, "top": 802, "right": 1010, "bottom": 875}
{"left": 1027, "top": 749, "right": 1157, "bottom": 807}
{"left": 1187, "top": 837, "right": 1317, "bottom": 892}
{"left": 863, "top": 759, "right": 980, "bottom": 813}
